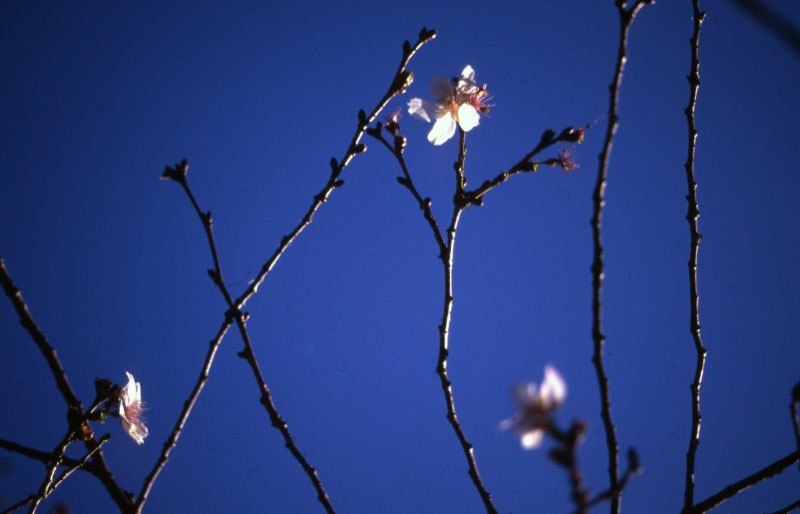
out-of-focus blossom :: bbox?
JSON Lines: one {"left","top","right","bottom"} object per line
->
{"left": 557, "top": 147, "right": 580, "bottom": 171}
{"left": 407, "top": 65, "right": 490, "bottom": 145}
{"left": 500, "top": 366, "right": 567, "bottom": 449}
{"left": 119, "top": 371, "right": 148, "bottom": 444}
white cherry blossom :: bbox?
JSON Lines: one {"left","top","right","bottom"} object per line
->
{"left": 119, "top": 371, "right": 148, "bottom": 444}
{"left": 500, "top": 366, "right": 567, "bottom": 449}
{"left": 407, "top": 65, "right": 489, "bottom": 145}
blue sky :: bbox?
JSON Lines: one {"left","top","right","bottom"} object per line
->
{"left": 1, "top": 1, "right": 799, "bottom": 512}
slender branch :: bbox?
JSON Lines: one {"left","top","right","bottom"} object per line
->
{"left": 686, "top": 450, "right": 799, "bottom": 513}
{"left": 590, "top": 2, "right": 650, "bottom": 512}
{"left": 0, "top": 259, "right": 133, "bottom": 512}
{"left": 157, "top": 168, "right": 336, "bottom": 511}
{"left": 366, "top": 129, "right": 446, "bottom": 255}
{"left": 430, "top": 129, "right": 496, "bottom": 513}
{"left": 139, "top": 28, "right": 437, "bottom": 512}
{"left": 683, "top": 1, "right": 708, "bottom": 509}
{"left": 1, "top": 436, "right": 109, "bottom": 514}
{"left": 0, "top": 259, "right": 81, "bottom": 411}
{"left": 233, "top": 27, "right": 436, "bottom": 311}
{"left": 466, "top": 125, "right": 585, "bottom": 205}
{"left": 134, "top": 317, "right": 233, "bottom": 512}
{"left": 0, "top": 440, "right": 80, "bottom": 469}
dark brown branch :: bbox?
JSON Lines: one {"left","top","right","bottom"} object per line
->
{"left": 466, "top": 125, "right": 585, "bottom": 205}
{"left": 366, "top": 129, "right": 446, "bottom": 255}
{"left": 139, "top": 28, "right": 437, "bottom": 512}
{"left": 683, "top": 1, "right": 708, "bottom": 510}
{"left": 0, "top": 259, "right": 81, "bottom": 411}
{"left": 1, "top": 434, "right": 108, "bottom": 514}
{"left": 0, "top": 439, "right": 80, "bottom": 470}
{"left": 233, "top": 27, "right": 436, "bottom": 311}
{"left": 727, "top": 0, "right": 800, "bottom": 57}
{"left": 429, "top": 129, "right": 496, "bottom": 513}
{"left": 134, "top": 317, "right": 233, "bottom": 512}
{"left": 686, "top": 450, "right": 799, "bottom": 513}
{"left": 590, "top": 2, "right": 650, "bottom": 512}
{"left": 0, "top": 259, "right": 133, "bottom": 513}
{"left": 153, "top": 168, "right": 335, "bottom": 513}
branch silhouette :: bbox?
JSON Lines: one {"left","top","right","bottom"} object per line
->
{"left": 590, "top": 1, "right": 651, "bottom": 511}
{"left": 682, "top": 0, "right": 708, "bottom": 510}
{"left": 685, "top": 450, "right": 799, "bottom": 513}
{"left": 137, "top": 28, "right": 436, "bottom": 513}
{"left": 727, "top": 0, "right": 800, "bottom": 57}
{"left": 0, "top": 260, "right": 133, "bottom": 513}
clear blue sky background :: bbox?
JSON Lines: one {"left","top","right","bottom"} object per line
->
{"left": 1, "top": 1, "right": 799, "bottom": 512}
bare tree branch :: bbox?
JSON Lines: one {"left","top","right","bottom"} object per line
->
{"left": 140, "top": 28, "right": 438, "bottom": 513}
{"left": 682, "top": 0, "right": 708, "bottom": 510}
{"left": 686, "top": 450, "right": 799, "bottom": 513}
{"left": 590, "top": 1, "right": 651, "bottom": 512}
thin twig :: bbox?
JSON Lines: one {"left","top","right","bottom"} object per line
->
{"left": 432, "top": 128, "right": 497, "bottom": 513}
{"left": 686, "top": 450, "right": 799, "bottom": 513}
{"left": 466, "top": 125, "right": 585, "bottom": 205}
{"left": 233, "top": 27, "right": 436, "bottom": 311}
{"left": 134, "top": 317, "right": 233, "bottom": 512}
{"left": 158, "top": 165, "right": 335, "bottom": 511}
{"left": 138, "top": 28, "right": 437, "bottom": 513}
{"left": 682, "top": 0, "right": 708, "bottom": 510}
{"left": 590, "top": 1, "right": 650, "bottom": 512}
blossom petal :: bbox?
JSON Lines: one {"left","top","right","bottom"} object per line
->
{"left": 407, "top": 98, "right": 438, "bottom": 123}
{"left": 457, "top": 104, "right": 480, "bottom": 132}
{"left": 427, "top": 114, "right": 456, "bottom": 145}
{"left": 540, "top": 366, "right": 567, "bottom": 407}
{"left": 461, "top": 65, "right": 475, "bottom": 82}
{"left": 521, "top": 429, "right": 544, "bottom": 449}
{"left": 429, "top": 76, "right": 453, "bottom": 102}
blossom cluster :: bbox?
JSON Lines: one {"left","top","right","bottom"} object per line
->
{"left": 408, "top": 65, "right": 490, "bottom": 145}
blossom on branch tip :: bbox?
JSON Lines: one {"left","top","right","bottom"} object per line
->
{"left": 407, "top": 65, "right": 490, "bottom": 145}
{"left": 119, "top": 371, "right": 148, "bottom": 444}
{"left": 499, "top": 366, "right": 566, "bottom": 449}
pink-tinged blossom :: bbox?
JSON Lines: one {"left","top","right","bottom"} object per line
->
{"left": 119, "top": 371, "right": 148, "bottom": 444}
{"left": 500, "top": 366, "right": 567, "bottom": 449}
{"left": 557, "top": 147, "right": 580, "bottom": 171}
{"left": 407, "top": 65, "right": 490, "bottom": 145}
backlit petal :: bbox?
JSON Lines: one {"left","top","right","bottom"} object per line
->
{"left": 427, "top": 114, "right": 456, "bottom": 145}
{"left": 457, "top": 104, "right": 480, "bottom": 132}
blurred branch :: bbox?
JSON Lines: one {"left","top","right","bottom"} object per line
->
{"left": 728, "top": 0, "right": 800, "bottom": 57}
{"left": 590, "top": 1, "right": 651, "bottom": 512}
{"left": 0, "top": 259, "right": 133, "bottom": 512}
{"left": 682, "top": 0, "right": 708, "bottom": 510}
{"left": 686, "top": 450, "right": 799, "bottom": 513}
